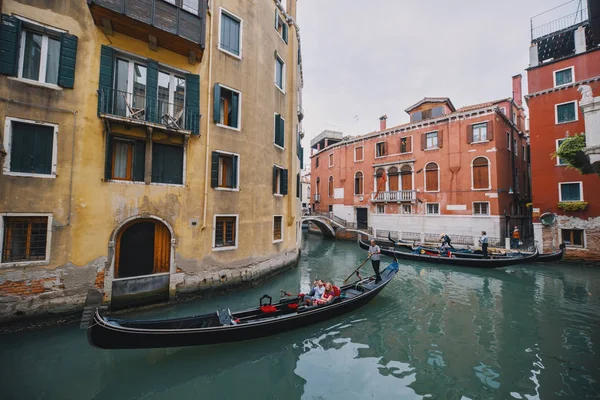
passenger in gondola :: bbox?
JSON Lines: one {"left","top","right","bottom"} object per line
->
{"left": 440, "top": 241, "right": 451, "bottom": 256}
{"left": 303, "top": 279, "right": 324, "bottom": 304}
{"left": 479, "top": 231, "right": 489, "bottom": 258}
{"left": 313, "top": 282, "right": 335, "bottom": 305}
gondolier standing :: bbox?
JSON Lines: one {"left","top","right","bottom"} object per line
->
{"left": 369, "top": 239, "right": 382, "bottom": 283}
{"left": 479, "top": 231, "right": 489, "bottom": 258}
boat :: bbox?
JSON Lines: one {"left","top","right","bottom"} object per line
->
{"left": 386, "top": 233, "right": 481, "bottom": 256}
{"left": 359, "top": 237, "right": 539, "bottom": 268}
{"left": 87, "top": 262, "right": 400, "bottom": 349}
{"left": 537, "top": 244, "right": 565, "bottom": 262}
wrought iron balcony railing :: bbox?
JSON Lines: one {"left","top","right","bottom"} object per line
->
{"left": 371, "top": 190, "right": 416, "bottom": 203}
{"left": 314, "top": 193, "right": 321, "bottom": 203}
{"left": 531, "top": 4, "right": 588, "bottom": 41}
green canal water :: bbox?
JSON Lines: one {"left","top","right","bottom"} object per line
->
{"left": 1, "top": 233, "right": 599, "bottom": 400}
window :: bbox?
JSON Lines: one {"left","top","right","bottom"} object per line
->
{"left": 556, "top": 139, "right": 567, "bottom": 165}
{"left": 274, "top": 113, "right": 285, "bottom": 148}
{"left": 513, "top": 112, "right": 517, "bottom": 124}
{"left": 111, "top": 137, "right": 145, "bottom": 182}
{"left": 275, "top": 10, "right": 288, "bottom": 44}
{"left": 388, "top": 167, "right": 399, "bottom": 191}
{"left": 315, "top": 157, "right": 319, "bottom": 168}
{"left": 328, "top": 176, "right": 334, "bottom": 197}
{"left": 471, "top": 123, "right": 488, "bottom": 143}
{"left": 211, "top": 151, "right": 239, "bottom": 189}
{"left": 328, "top": 153, "right": 334, "bottom": 167}
{"left": 400, "top": 137, "right": 412, "bottom": 153}
{"left": 402, "top": 204, "right": 412, "bottom": 214}
{"left": 376, "top": 142, "right": 386, "bottom": 157}
{"left": 400, "top": 165, "right": 412, "bottom": 191}
{"left": 5, "top": 119, "right": 56, "bottom": 177}
{"left": 18, "top": 25, "right": 62, "bottom": 85}
{"left": 559, "top": 182, "right": 583, "bottom": 202}
{"left": 554, "top": 67, "right": 574, "bottom": 87}
{"left": 316, "top": 177, "right": 320, "bottom": 194}
{"left": 182, "top": 0, "right": 200, "bottom": 14}
{"left": 2, "top": 216, "right": 49, "bottom": 263}
{"left": 473, "top": 202, "right": 489, "bottom": 215}
{"left": 522, "top": 145, "right": 525, "bottom": 161}
{"left": 214, "top": 84, "right": 241, "bottom": 129}
{"left": 426, "top": 132, "right": 438, "bottom": 149}
{"left": 219, "top": 8, "right": 242, "bottom": 57}
{"left": 556, "top": 101, "right": 577, "bottom": 124}
{"left": 562, "top": 229, "right": 584, "bottom": 247}
{"left": 214, "top": 216, "right": 237, "bottom": 249}
{"left": 273, "top": 216, "right": 283, "bottom": 242}
{"left": 426, "top": 203, "right": 440, "bottom": 215}
{"left": 273, "top": 166, "right": 289, "bottom": 195}
{"left": 376, "top": 204, "right": 385, "bottom": 214}
{"left": 275, "top": 54, "right": 285, "bottom": 91}
{"left": 515, "top": 168, "right": 520, "bottom": 194}
{"left": 425, "top": 162, "right": 439, "bottom": 192}
{"left": 472, "top": 157, "right": 490, "bottom": 190}
{"left": 151, "top": 143, "right": 184, "bottom": 185}
{"left": 354, "top": 171, "right": 363, "bottom": 195}
{"left": 514, "top": 139, "right": 518, "bottom": 156}
{"left": 355, "top": 146, "right": 364, "bottom": 162}
{"left": 507, "top": 132, "right": 511, "bottom": 151}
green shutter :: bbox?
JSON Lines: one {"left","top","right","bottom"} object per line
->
{"left": 279, "top": 117, "right": 285, "bottom": 148}
{"left": 281, "top": 169, "right": 288, "bottom": 195}
{"left": 211, "top": 151, "right": 219, "bottom": 188}
{"left": 296, "top": 173, "right": 300, "bottom": 199}
{"left": 0, "top": 14, "right": 21, "bottom": 77}
{"left": 9, "top": 122, "right": 32, "bottom": 173}
{"left": 230, "top": 91, "right": 239, "bottom": 129}
{"left": 231, "top": 155, "right": 238, "bottom": 189}
{"left": 104, "top": 134, "right": 113, "bottom": 181}
{"left": 146, "top": 60, "right": 158, "bottom": 123}
{"left": 152, "top": 144, "right": 183, "bottom": 184}
{"left": 213, "top": 83, "right": 221, "bottom": 123}
{"left": 133, "top": 140, "right": 146, "bottom": 182}
{"left": 98, "top": 45, "right": 114, "bottom": 115}
{"left": 274, "top": 114, "right": 281, "bottom": 145}
{"left": 185, "top": 73, "right": 200, "bottom": 134}
{"left": 32, "top": 125, "right": 53, "bottom": 174}
{"left": 58, "top": 33, "right": 78, "bottom": 88}
{"left": 273, "top": 166, "right": 278, "bottom": 194}
{"left": 282, "top": 23, "right": 288, "bottom": 44}
{"left": 274, "top": 9, "right": 279, "bottom": 29}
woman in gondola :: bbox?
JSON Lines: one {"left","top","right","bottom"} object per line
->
{"left": 313, "top": 282, "right": 335, "bottom": 305}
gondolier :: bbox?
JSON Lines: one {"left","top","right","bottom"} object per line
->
{"left": 479, "top": 231, "right": 489, "bottom": 258}
{"left": 368, "top": 239, "right": 382, "bottom": 283}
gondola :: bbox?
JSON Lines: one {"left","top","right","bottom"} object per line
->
{"left": 537, "top": 244, "right": 565, "bottom": 262}
{"left": 87, "top": 262, "right": 400, "bottom": 349}
{"left": 386, "top": 233, "right": 481, "bottom": 257}
{"left": 359, "top": 237, "right": 539, "bottom": 268}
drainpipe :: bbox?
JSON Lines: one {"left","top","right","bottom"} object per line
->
{"left": 0, "top": 97, "right": 77, "bottom": 228}
{"left": 201, "top": 0, "right": 215, "bottom": 230}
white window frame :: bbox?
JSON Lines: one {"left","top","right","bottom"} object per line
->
{"left": 556, "top": 139, "right": 567, "bottom": 166}
{"left": 553, "top": 66, "right": 575, "bottom": 88}
{"left": 401, "top": 204, "right": 412, "bottom": 214}
{"left": 375, "top": 141, "right": 386, "bottom": 158}
{"left": 212, "top": 214, "right": 239, "bottom": 251}
{"left": 425, "top": 131, "right": 439, "bottom": 150}
{"left": 3, "top": 117, "right": 58, "bottom": 179}
{"left": 470, "top": 156, "right": 492, "bottom": 191}
{"left": 354, "top": 146, "right": 364, "bottom": 162}
{"left": 0, "top": 213, "right": 53, "bottom": 268}
{"left": 560, "top": 228, "right": 586, "bottom": 248}
{"left": 328, "top": 153, "right": 334, "bottom": 167}
{"left": 275, "top": 53, "right": 286, "bottom": 93}
{"left": 555, "top": 100, "right": 578, "bottom": 125}
{"left": 214, "top": 150, "right": 240, "bottom": 192}
{"left": 423, "top": 162, "right": 440, "bottom": 193}
{"left": 471, "top": 122, "right": 488, "bottom": 143}
{"left": 273, "top": 215, "right": 284, "bottom": 243}
{"left": 558, "top": 181, "right": 583, "bottom": 202}
{"left": 274, "top": 164, "right": 285, "bottom": 196}
{"left": 273, "top": 112, "right": 285, "bottom": 150}
{"left": 376, "top": 204, "right": 385, "bottom": 214}
{"left": 354, "top": 170, "right": 364, "bottom": 195}
{"left": 275, "top": 10, "right": 287, "bottom": 44}
{"left": 218, "top": 7, "right": 243, "bottom": 60}
{"left": 216, "top": 83, "right": 242, "bottom": 132}
{"left": 400, "top": 136, "right": 413, "bottom": 154}
{"left": 507, "top": 132, "right": 511, "bottom": 151}
{"left": 426, "top": 203, "right": 440, "bottom": 215}
{"left": 472, "top": 201, "right": 490, "bottom": 216}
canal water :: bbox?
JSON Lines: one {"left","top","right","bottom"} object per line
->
{"left": 1, "top": 233, "right": 599, "bottom": 400}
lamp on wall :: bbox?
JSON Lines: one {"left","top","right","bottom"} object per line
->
{"left": 497, "top": 186, "right": 514, "bottom": 195}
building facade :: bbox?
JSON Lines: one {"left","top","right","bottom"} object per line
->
{"left": 0, "top": 0, "right": 304, "bottom": 320}
{"left": 310, "top": 78, "right": 530, "bottom": 245}
{"left": 527, "top": 1, "right": 600, "bottom": 260}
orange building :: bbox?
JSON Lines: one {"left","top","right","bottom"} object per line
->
{"left": 310, "top": 76, "right": 531, "bottom": 245}
{"left": 526, "top": 1, "right": 600, "bottom": 260}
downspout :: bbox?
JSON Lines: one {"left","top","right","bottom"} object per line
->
{"left": 201, "top": 0, "right": 215, "bottom": 230}
{"left": 0, "top": 97, "right": 77, "bottom": 228}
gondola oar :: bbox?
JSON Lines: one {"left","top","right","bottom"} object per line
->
{"left": 343, "top": 255, "right": 371, "bottom": 284}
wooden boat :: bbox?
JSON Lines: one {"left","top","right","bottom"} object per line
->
{"left": 359, "top": 237, "right": 539, "bottom": 268}
{"left": 87, "top": 262, "right": 400, "bottom": 349}
{"left": 386, "top": 233, "right": 480, "bottom": 256}
{"left": 537, "top": 244, "right": 565, "bottom": 262}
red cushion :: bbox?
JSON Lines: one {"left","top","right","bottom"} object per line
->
{"left": 287, "top": 303, "right": 299, "bottom": 310}
{"left": 260, "top": 305, "right": 278, "bottom": 313}
{"left": 333, "top": 286, "right": 341, "bottom": 297}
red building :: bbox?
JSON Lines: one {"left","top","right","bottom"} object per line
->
{"left": 527, "top": 1, "right": 600, "bottom": 260}
{"left": 310, "top": 77, "right": 530, "bottom": 246}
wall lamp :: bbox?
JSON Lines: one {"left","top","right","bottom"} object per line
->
{"left": 497, "top": 187, "right": 514, "bottom": 195}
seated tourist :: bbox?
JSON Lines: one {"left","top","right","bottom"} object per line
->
{"left": 313, "top": 282, "right": 335, "bottom": 305}
{"left": 304, "top": 280, "right": 324, "bottom": 303}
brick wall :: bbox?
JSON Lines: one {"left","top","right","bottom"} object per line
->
{"left": 0, "top": 277, "right": 64, "bottom": 297}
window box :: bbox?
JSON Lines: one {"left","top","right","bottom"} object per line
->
{"left": 557, "top": 201, "right": 587, "bottom": 212}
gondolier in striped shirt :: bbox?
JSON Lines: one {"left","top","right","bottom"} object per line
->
{"left": 368, "top": 239, "right": 382, "bottom": 283}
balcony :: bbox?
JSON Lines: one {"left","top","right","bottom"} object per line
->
{"left": 98, "top": 87, "right": 200, "bottom": 134}
{"left": 371, "top": 190, "right": 416, "bottom": 203}
{"left": 88, "top": 0, "right": 207, "bottom": 62}
{"left": 314, "top": 193, "right": 321, "bottom": 203}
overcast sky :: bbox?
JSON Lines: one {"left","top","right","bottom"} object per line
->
{"left": 296, "top": 0, "right": 582, "bottom": 153}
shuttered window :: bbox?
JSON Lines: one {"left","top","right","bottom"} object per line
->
{"left": 220, "top": 11, "right": 241, "bottom": 57}
{"left": 426, "top": 132, "right": 438, "bottom": 149}
{"left": 559, "top": 182, "right": 582, "bottom": 201}
{"left": 425, "top": 162, "right": 439, "bottom": 192}
{"left": 274, "top": 114, "right": 285, "bottom": 147}
{"left": 275, "top": 55, "right": 285, "bottom": 91}
{"left": 151, "top": 143, "right": 184, "bottom": 185}
{"left": 110, "top": 138, "right": 145, "bottom": 182}
{"left": 400, "top": 137, "right": 411, "bottom": 153}
{"left": 354, "top": 172, "right": 363, "bottom": 195}
{"left": 2, "top": 216, "right": 48, "bottom": 263}
{"left": 273, "top": 216, "right": 283, "bottom": 242}
{"left": 376, "top": 142, "right": 386, "bottom": 157}
{"left": 214, "top": 84, "right": 240, "bottom": 129}
{"left": 211, "top": 151, "right": 238, "bottom": 189}
{"left": 275, "top": 10, "right": 288, "bottom": 44}
{"left": 355, "top": 146, "right": 363, "bottom": 161}
{"left": 401, "top": 165, "right": 412, "bottom": 190}
{"left": 388, "top": 167, "right": 399, "bottom": 191}
{"left": 215, "top": 216, "right": 237, "bottom": 248}
{"left": 273, "top": 166, "right": 288, "bottom": 195}
{"left": 472, "top": 157, "right": 490, "bottom": 189}
{"left": 556, "top": 102, "right": 577, "bottom": 123}
{"left": 9, "top": 121, "right": 54, "bottom": 175}
{"left": 328, "top": 176, "right": 334, "bottom": 197}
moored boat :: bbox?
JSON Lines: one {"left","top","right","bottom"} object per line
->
{"left": 88, "top": 262, "right": 400, "bottom": 349}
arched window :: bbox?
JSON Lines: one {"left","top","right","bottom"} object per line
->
{"left": 375, "top": 168, "right": 386, "bottom": 192}
{"left": 472, "top": 157, "right": 490, "bottom": 189}
{"left": 328, "top": 176, "right": 334, "bottom": 197}
{"left": 425, "top": 162, "right": 439, "bottom": 192}
{"left": 354, "top": 171, "right": 364, "bottom": 195}
{"left": 401, "top": 165, "right": 412, "bottom": 191}
{"left": 388, "top": 167, "right": 399, "bottom": 191}
{"left": 316, "top": 177, "right": 320, "bottom": 194}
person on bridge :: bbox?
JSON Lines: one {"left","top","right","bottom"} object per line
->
{"left": 368, "top": 239, "right": 382, "bottom": 283}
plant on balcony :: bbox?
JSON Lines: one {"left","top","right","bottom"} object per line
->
{"left": 557, "top": 201, "right": 588, "bottom": 212}
{"left": 553, "top": 134, "right": 598, "bottom": 175}
{"left": 525, "top": 203, "right": 533, "bottom": 208}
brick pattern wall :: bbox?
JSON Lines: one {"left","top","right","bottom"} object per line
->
{"left": 94, "top": 270, "right": 105, "bottom": 290}
{"left": 0, "top": 277, "right": 64, "bottom": 297}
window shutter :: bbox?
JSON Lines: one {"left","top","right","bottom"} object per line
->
{"left": 279, "top": 117, "right": 285, "bottom": 148}
{"left": 32, "top": 126, "right": 53, "bottom": 174}
{"left": 58, "top": 33, "right": 78, "bottom": 88}
{"left": 146, "top": 60, "right": 158, "bottom": 123}
{"left": 0, "top": 14, "right": 22, "bottom": 77}
{"left": 98, "top": 45, "right": 114, "bottom": 116}
{"left": 273, "top": 166, "right": 278, "bottom": 193}
{"left": 438, "top": 130, "right": 443, "bottom": 148}
{"left": 282, "top": 169, "right": 289, "bottom": 195}
{"left": 282, "top": 23, "right": 288, "bottom": 44}
{"left": 296, "top": 173, "right": 300, "bottom": 198}
{"left": 231, "top": 155, "right": 238, "bottom": 189}
{"left": 211, "top": 152, "right": 219, "bottom": 188}
{"left": 467, "top": 125, "right": 473, "bottom": 143}
{"left": 275, "top": 9, "right": 279, "bottom": 29}
{"left": 9, "top": 122, "right": 32, "bottom": 173}
{"left": 213, "top": 83, "right": 221, "bottom": 123}
{"left": 104, "top": 134, "right": 113, "bottom": 181}
{"left": 230, "top": 91, "right": 239, "bottom": 129}
{"left": 487, "top": 121, "right": 494, "bottom": 141}
{"left": 275, "top": 114, "right": 282, "bottom": 146}
{"left": 185, "top": 73, "right": 200, "bottom": 134}
{"left": 133, "top": 140, "right": 146, "bottom": 182}
{"left": 407, "top": 136, "right": 412, "bottom": 152}
{"left": 421, "top": 133, "right": 426, "bottom": 150}
{"left": 151, "top": 144, "right": 164, "bottom": 183}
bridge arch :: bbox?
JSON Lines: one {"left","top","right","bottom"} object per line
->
{"left": 302, "top": 217, "right": 336, "bottom": 237}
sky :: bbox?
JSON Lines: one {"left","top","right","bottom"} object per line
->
{"left": 296, "top": 0, "right": 583, "bottom": 159}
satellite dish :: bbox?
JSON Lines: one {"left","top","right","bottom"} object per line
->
{"left": 539, "top": 212, "right": 556, "bottom": 227}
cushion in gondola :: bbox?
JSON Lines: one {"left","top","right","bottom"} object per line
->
{"left": 287, "top": 303, "right": 299, "bottom": 310}
{"left": 260, "top": 305, "right": 278, "bottom": 313}
{"left": 332, "top": 286, "right": 341, "bottom": 297}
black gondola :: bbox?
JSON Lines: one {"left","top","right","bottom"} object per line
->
{"left": 87, "top": 262, "right": 400, "bottom": 349}
{"left": 359, "top": 237, "right": 539, "bottom": 268}
{"left": 537, "top": 244, "right": 565, "bottom": 262}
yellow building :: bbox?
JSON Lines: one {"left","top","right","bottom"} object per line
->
{"left": 0, "top": 0, "right": 304, "bottom": 319}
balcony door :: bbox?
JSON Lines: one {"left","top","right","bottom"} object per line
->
{"left": 113, "top": 59, "right": 147, "bottom": 118}
{"left": 401, "top": 165, "right": 413, "bottom": 191}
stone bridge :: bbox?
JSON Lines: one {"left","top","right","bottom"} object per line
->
{"left": 301, "top": 215, "right": 370, "bottom": 238}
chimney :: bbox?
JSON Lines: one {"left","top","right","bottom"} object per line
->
{"left": 379, "top": 115, "right": 388, "bottom": 131}
{"left": 512, "top": 74, "right": 522, "bottom": 108}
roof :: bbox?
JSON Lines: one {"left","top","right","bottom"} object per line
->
{"left": 404, "top": 97, "right": 456, "bottom": 113}
{"left": 456, "top": 98, "right": 511, "bottom": 112}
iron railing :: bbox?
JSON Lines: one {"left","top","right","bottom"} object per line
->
{"left": 313, "top": 193, "right": 321, "bottom": 202}
{"left": 371, "top": 190, "right": 416, "bottom": 202}
{"left": 531, "top": 3, "right": 588, "bottom": 40}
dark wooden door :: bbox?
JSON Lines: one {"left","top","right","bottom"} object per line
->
{"left": 357, "top": 208, "right": 368, "bottom": 229}
{"left": 118, "top": 221, "right": 155, "bottom": 278}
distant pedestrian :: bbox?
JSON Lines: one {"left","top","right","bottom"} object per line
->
{"left": 368, "top": 239, "right": 382, "bottom": 283}
{"left": 511, "top": 226, "right": 521, "bottom": 249}
{"left": 479, "top": 231, "right": 489, "bottom": 258}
